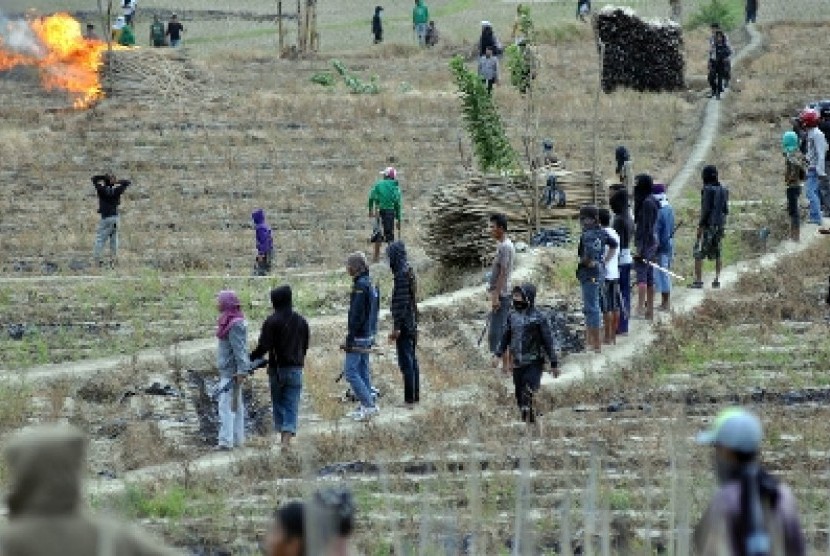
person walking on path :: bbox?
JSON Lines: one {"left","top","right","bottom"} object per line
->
{"left": 478, "top": 46, "right": 499, "bottom": 95}
{"left": 342, "top": 252, "right": 380, "bottom": 421}
{"left": 745, "top": 0, "right": 758, "bottom": 23}
{"left": 690, "top": 165, "right": 729, "bottom": 289}
{"left": 249, "top": 286, "right": 310, "bottom": 448}
{"left": 252, "top": 208, "right": 274, "bottom": 276}
{"left": 707, "top": 24, "right": 731, "bottom": 97}
{"left": 215, "top": 290, "right": 251, "bottom": 451}
{"left": 669, "top": 0, "right": 682, "bottom": 22}
{"left": 166, "top": 13, "right": 184, "bottom": 47}
{"left": 487, "top": 213, "right": 515, "bottom": 360}
{"left": 91, "top": 173, "right": 131, "bottom": 267}
{"left": 633, "top": 174, "right": 659, "bottom": 320}
{"left": 387, "top": 241, "right": 420, "bottom": 407}
{"left": 710, "top": 30, "right": 731, "bottom": 100}
{"left": 694, "top": 408, "right": 806, "bottom": 556}
{"left": 610, "top": 189, "right": 634, "bottom": 335}
{"left": 494, "top": 283, "right": 559, "bottom": 426}
{"left": 653, "top": 183, "right": 675, "bottom": 311}
{"left": 412, "top": 0, "right": 429, "bottom": 46}
{"left": 615, "top": 145, "right": 634, "bottom": 193}
{"left": 0, "top": 425, "right": 180, "bottom": 556}
{"left": 368, "top": 166, "right": 402, "bottom": 264}
{"left": 577, "top": 205, "right": 618, "bottom": 352}
{"left": 372, "top": 6, "right": 383, "bottom": 44}
{"left": 598, "top": 209, "right": 620, "bottom": 345}
{"left": 150, "top": 14, "right": 166, "bottom": 47}
{"left": 801, "top": 108, "right": 828, "bottom": 225}
{"left": 782, "top": 130, "right": 806, "bottom": 242}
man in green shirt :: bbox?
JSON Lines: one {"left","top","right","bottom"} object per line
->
{"left": 412, "top": 0, "right": 429, "bottom": 47}
{"left": 368, "top": 167, "right": 402, "bottom": 263}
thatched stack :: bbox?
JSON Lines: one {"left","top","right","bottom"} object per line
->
{"left": 424, "top": 166, "right": 604, "bottom": 265}
{"left": 102, "top": 48, "right": 208, "bottom": 102}
{"left": 593, "top": 6, "right": 684, "bottom": 93}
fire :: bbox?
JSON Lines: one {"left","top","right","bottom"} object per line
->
{"left": 0, "top": 13, "right": 115, "bottom": 109}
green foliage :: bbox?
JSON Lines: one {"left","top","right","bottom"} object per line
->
{"left": 449, "top": 56, "right": 518, "bottom": 172}
{"left": 124, "top": 485, "right": 187, "bottom": 519}
{"left": 514, "top": 4, "right": 534, "bottom": 40}
{"left": 311, "top": 72, "right": 336, "bottom": 87}
{"left": 332, "top": 60, "right": 381, "bottom": 94}
{"left": 686, "top": 0, "right": 742, "bottom": 31}
{"left": 506, "top": 5, "right": 536, "bottom": 93}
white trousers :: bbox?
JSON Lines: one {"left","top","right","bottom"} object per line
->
{"left": 217, "top": 379, "right": 245, "bottom": 448}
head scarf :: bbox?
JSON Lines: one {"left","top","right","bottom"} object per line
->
{"left": 216, "top": 290, "right": 244, "bottom": 339}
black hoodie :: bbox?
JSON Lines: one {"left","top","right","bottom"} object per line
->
{"left": 495, "top": 283, "right": 557, "bottom": 368}
{"left": 388, "top": 241, "right": 417, "bottom": 332}
{"left": 250, "top": 286, "right": 310, "bottom": 371}
{"left": 92, "top": 174, "right": 130, "bottom": 218}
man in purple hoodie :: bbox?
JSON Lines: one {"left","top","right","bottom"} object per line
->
{"left": 252, "top": 209, "right": 274, "bottom": 276}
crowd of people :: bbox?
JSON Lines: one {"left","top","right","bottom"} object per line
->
{"left": 84, "top": 5, "right": 185, "bottom": 49}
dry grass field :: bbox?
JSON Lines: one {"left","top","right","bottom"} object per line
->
{"left": 2, "top": 0, "right": 830, "bottom": 553}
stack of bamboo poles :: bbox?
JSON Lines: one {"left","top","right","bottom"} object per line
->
{"left": 103, "top": 48, "right": 208, "bottom": 102}
{"left": 424, "top": 166, "right": 605, "bottom": 265}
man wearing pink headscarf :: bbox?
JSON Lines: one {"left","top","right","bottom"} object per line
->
{"left": 215, "top": 290, "right": 251, "bottom": 451}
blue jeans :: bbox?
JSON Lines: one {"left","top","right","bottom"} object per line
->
{"left": 581, "top": 280, "right": 601, "bottom": 329}
{"left": 268, "top": 366, "right": 303, "bottom": 435}
{"left": 396, "top": 329, "right": 420, "bottom": 403}
{"left": 806, "top": 168, "right": 823, "bottom": 224}
{"left": 344, "top": 339, "right": 375, "bottom": 408}
{"left": 488, "top": 295, "right": 511, "bottom": 355}
{"left": 617, "top": 263, "right": 632, "bottom": 334}
{"left": 93, "top": 215, "right": 119, "bottom": 262}
{"left": 414, "top": 23, "right": 427, "bottom": 46}
{"left": 654, "top": 253, "right": 673, "bottom": 294}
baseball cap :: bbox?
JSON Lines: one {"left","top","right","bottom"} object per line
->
{"left": 481, "top": 20, "right": 492, "bottom": 27}
{"left": 380, "top": 167, "right": 397, "bottom": 179}
{"left": 696, "top": 407, "right": 763, "bottom": 454}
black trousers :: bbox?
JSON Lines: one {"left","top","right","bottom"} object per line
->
{"left": 513, "top": 363, "right": 543, "bottom": 423}
{"left": 786, "top": 186, "right": 801, "bottom": 227}
{"left": 483, "top": 78, "right": 495, "bottom": 94}
{"left": 396, "top": 328, "right": 420, "bottom": 404}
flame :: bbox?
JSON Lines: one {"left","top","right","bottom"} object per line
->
{"left": 0, "top": 13, "right": 117, "bottom": 109}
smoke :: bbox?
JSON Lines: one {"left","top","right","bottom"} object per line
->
{"left": 0, "top": 9, "right": 46, "bottom": 59}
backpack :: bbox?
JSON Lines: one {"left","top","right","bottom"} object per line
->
{"left": 577, "top": 227, "right": 605, "bottom": 282}
{"left": 367, "top": 281, "right": 381, "bottom": 343}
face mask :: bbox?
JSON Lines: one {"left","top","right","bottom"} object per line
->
{"left": 512, "top": 300, "right": 529, "bottom": 311}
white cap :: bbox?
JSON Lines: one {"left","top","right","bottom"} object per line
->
{"left": 481, "top": 20, "right": 491, "bottom": 27}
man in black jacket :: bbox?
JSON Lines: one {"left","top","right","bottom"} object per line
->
{"left": 691, "top": 165, "right": 729, "bottom": 289}
{"left": 91, "top": 173, "right": 130, "bottom": 267}
{"left": 387, "top": 242, "right": 420, "bottom": 407}
{"left": 494, "top": 283, "right": 558, "bottom": 425}
{"left": 633, "top": 174, "right": 659, "bottom": 320}
{"left": 250, "top": 285, "right": 310, "bottom": 447}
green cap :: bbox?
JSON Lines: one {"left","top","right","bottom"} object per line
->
{"left": 782, "top": 131, "right": 799, "bottom": 154}
{"left": 696, "top": 407, "right": 762, "bottom": 454}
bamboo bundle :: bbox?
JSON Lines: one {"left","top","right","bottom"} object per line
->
{"left": 424, "top": 166, "right": 604, "bottom": 265}
{"left": 593, "top": 6, "right": 685, "bottom": 93}
{"left": 103, "top": 48, "right": 208, "bottom": 102}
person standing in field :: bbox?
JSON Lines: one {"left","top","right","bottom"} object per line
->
{"left": 710, "top": 30, "right": 731, "bottom": 100}
{"left": 425, "top": 21, "right": 439, "bottom": 47}
{"left": 412, "top": 0, "right": 429, "bottom": 46}
{"left": 694, "top": 408, "right": 806, "bottom": 556}
{"left": 150, "top": 14, "right": 166, "bottom": 47}
{"left": 653, "top": 183, "right": 675, "bottom": 311}
{"left": 745, "top": 0, "right": 758, "bottom": 23}
{"left": 91, "top": 173, "right": 131, "bottom": 267}
{"left": 368, "top": 167, "right": 402, "bottom": 264}
{"left": 800, "top": 108, "right": 828, "bottom": 225}
{"left": 487, "top": 213, "right": 515, "bottom": 360}
{"left": 249, "top": 285, "right": 310, "bottom": 448}
{"left": 387, "top": 241, "right": 420, "bottom": 407}
{"left": 615, "top": 145, "right": 634, "bottom": 193}
{"left": 493, "top": 282, "right": 559, "bottom": 426}
{"left": 577, "top": 205, "right": 617, "bottom": 353}
{"left": 166, "top": 13, "right": 184, "bottom": 47}
{"left": 371, "top": 6, "right": 383, "bottom": 44}
{"left": 610, "top": 189, "right": 634, "bottom": 335}
{"left": 690, "top": 165, "right": 729, "bottom": 289}
{"left": 669, "top": 0, "right": 682, "bottom": 22}
{"left": 782, "top": 131, "right": 806, "bottom": 242}
{"left": 252, "top": 208, "right": 274, "bottom": 276}
{"left": 215, "top": 290, "right": 251, "bottom": 451}
{"left": 478, "top": 46, "right": 499, "bottom": 95}
{"left": 0, "top": 425, "right": 180, "bottom": 556}
{"left": 598, "top": 208, "right": 620, "bottom": 345}
{"left": 123, "top": 0, "right": 137, "bottom": 27}
{"left": 118, "top": 22, "right": 136, "bottom": 46}
{"left": 633, "top": 174, "right": 659, "bottom": 320}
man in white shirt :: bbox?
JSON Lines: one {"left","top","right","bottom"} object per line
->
{"left": 599, "top": 208, "right": 620, "bottom": 345}
{"left": 123, "top": 0, "right": 137, "bottom": 26}
{"left": 801, "top": 108, "right": 828, "bottom": 225}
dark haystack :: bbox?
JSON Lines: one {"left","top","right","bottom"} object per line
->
{"left": 593, "top": 6, "right": 685, "bottom": 93}
{"left": 423, "top": 165, "right": 605, "bottom": 266}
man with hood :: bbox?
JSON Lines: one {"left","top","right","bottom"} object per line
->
{"left": 0, "top": 424, "right": 180, "bottom": 556}
{"left": 615, "top": 146, "right": 634, "bottom": 193}
{"left": 653, "top": 183, "right": 675, "bottom": 311}
{"left": 150, "top": 14, "right": 166, "bottom": 47}
{"left": 610, "top": 189, "right": 634, "bottom": 335}
{"left": 372, "top": 6, "right": 383, "bottom": 44}
{"left": 250, "top": 285, "right": 310, "bottom": 448}
{"left": 92, "top": 172, "right": 131, "bottom": 267}
{"left": 694, "top": 408, "right": 806, "bottom": 555}
{"left": 368, "top": 167, "right": 402, "bottom": 264}
{"left": 387, "top": 241, "right": 420, "bottom": 407}
{"left": 342, "top": 252, "right": 380, "bottom": 421}
{"left": 633, "top": 174, "right": 659, "bottom": 320}
{"left": 691, "top": 165, "right": 729, "bottom": 289}
{"left": 782, "top": 130, "right": 805, "bottom": 242}
{"left": 493, "top": 283, "right": 559, "bottom": 425}
{"left": 412, "top": 0, "right": 429, "bottom": 46}
{"left": 252, "top": 208, "right": 274, "bottom": 276}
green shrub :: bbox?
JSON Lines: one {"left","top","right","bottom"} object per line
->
{"left": 311, "top": 72, "right": 335, "bottom": 87}
{"left": 124, "top": 485, "right": 187, "bottom": 519}
{"left": 686, "top": 0, "right": 742, "bottom": 31}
